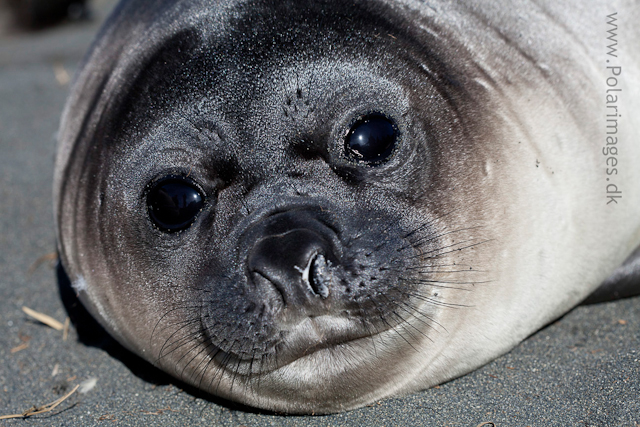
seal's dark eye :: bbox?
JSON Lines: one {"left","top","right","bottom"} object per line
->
{"left": 146, "top": 177, "right": 204, "bottom": 232}
{"left": 345, "top": 114, "right": 398, "bottom": 163}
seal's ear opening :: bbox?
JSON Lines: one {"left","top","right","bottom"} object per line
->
{"left": 55, "top": 261, "right": 273, "bottom": 414}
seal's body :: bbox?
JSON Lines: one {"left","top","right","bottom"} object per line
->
{"left": 54, "top": 0, "right": 640, "bottom": 414}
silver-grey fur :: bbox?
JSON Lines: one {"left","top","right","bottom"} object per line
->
{"left": 54, "top": 0, "right": 640, "bottom": 414}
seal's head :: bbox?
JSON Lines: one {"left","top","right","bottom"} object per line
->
{"left": 54, "top": 0, "right": 639, "bottom": 414}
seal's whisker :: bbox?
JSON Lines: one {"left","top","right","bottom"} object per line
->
{"left": 400, "top": 209, "right": 463, "bottom": 240}
{"left": 414, "top": 278, "right": 491, "bottom": 286}
{"left": 175, "top": 319, "right": 223, "bottom": 382}
{"left": 178, "top": 334, "right": 217, "bottom": 381}
{"left": 355, "top": 303, "right": 380, "bottom": 358}
{"left": 421, "top": 240, "right": 493, "bottom": 260}
{"left": 391, "top": 275, "right": 472, "bottom": 291}
{"left": 162, "top": 327, "right": 207, "bottom": 369}
{"left": 151, "top": 304, "right": 202, "bottom": 349}
{"left": 400, "top": 213, "right": 472, "bottom": 249}
{"left": 403, "top": 266, "right": 486, "bottom": 274}
{"left": 402, "top": 225, "right": 485, "bottom": 253}
{"left": 398, "top": 287, "right": 471, "bottom": 309}
{"left": 368, "top": 297, "right": 419, "bottom": 353}
{"left": 195, "top": 347, "right": 223, "bottom": 389}
{"left": 379, "top": 293, "right": 434, "bottom": 343}
{"left": 394, "top": 297, "right": 445, "bottom": 334}
{"left": 403, "top": 238, "right": 476, "bottom": 258}
{"left": 157, "top": 327, "right": 202, "bottom": 364}
{"left": 183, "top": 339, "right": 217, "bottom": 385}
{"left": 227, "top": 340, "right": 244, "bottom": 394}
{"left": 155, "top": 317, "right": 204, "bottom": 364}
{"left": 211, "top": 348, "right": 236, "bottom": 395}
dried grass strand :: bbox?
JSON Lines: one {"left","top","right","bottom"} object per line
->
{"left": 0, "top": 384, "right": 79, "bottom": 420}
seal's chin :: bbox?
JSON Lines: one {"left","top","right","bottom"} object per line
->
{"left": 198, "top": 309, "right": 427, "bottom": 414}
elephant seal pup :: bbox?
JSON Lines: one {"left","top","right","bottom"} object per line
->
{"left": 54, "top": 0, "right": 640, "bottom": 414}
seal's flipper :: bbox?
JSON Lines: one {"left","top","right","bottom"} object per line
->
{"left": 582, "top": 246, "right": 640, "bottom": 304}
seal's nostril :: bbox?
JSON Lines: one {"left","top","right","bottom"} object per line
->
{"left": 309, "top": 254, "right": 331, "bottom": 298}
{"left": 248, "top": 227, "right": 336, "bottom": 306}
{"left": 294, "top": 250, "right": 317, "bottom": 293}
{"left": 295, "top": 252, "right": 330, "bottom": 299}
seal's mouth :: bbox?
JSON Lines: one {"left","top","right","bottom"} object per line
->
{"left": 201, "top": 311, "right": 383, "bottom": 377}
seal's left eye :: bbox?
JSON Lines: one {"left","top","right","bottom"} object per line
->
{"left": 345, "top": 114, "right": 398, "bottom": 164}
{"left": 146, "top": 177, "right": 205, "bottom": 232}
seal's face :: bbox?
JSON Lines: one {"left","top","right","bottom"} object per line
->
{"left": 90, "top": 14, "right": 487, "bottom": 406}
{"left": 56, "top": 0, "right": 638, "bottom": 415}
{"left": 56, "top": 2, "right": 500, "bottom": 412}
{"left": 53, "top": 3, "right": 504, "bottom": 412}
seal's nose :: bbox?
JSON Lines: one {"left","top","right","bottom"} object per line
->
{"left": 248, "top": 228, "right": 332, "bottom": 306}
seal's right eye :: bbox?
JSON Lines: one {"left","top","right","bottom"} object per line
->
{"left": 146, "top": 177, "right": 205, "bottom": 232}
{"left": 345, "top": 113, "right": 398, "bottom": 164}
